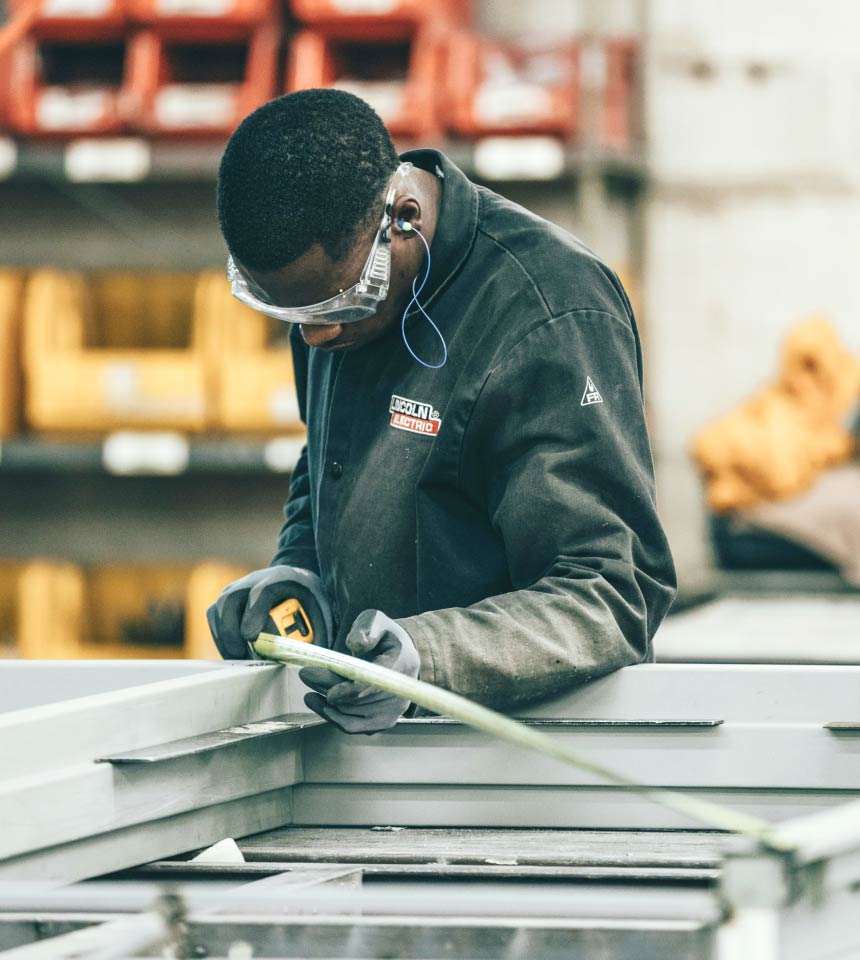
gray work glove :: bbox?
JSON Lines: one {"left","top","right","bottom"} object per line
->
{"left": 206, "top": 565, "right": 332, "bottom": 660}
{"left": 300, "top": 609, "right": 420, "bottom": 735}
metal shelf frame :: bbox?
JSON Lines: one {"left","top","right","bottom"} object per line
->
{"left": 0, "top": 136, "right": 647, "bottom": 186}
{"left": 0, "top": 435, "right": 303, "bottom": 475}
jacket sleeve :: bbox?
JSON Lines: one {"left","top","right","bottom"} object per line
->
{"left": 271, "top": 330, "right": 320, "bottom": 574}
{"left": 398, "top": 306, "right": 677, "bottom": 711}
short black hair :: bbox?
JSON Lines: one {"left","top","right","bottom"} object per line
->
{"left": 217, "top": 89, "right": 400, "bottom": 271}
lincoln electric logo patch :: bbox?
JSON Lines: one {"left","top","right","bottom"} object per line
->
{"left": 389, "top": 394, "right": 441, "bottom": 436}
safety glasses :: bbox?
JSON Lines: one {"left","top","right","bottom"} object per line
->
{"left": 226, "top": 162, "right": 412, "bottom": 326}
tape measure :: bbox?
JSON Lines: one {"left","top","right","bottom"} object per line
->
{"left": 266, "top": 598, "right": 314, "bottom": 645}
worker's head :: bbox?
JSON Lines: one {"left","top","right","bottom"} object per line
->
{"left": 217, "top": 89, "right": 436, "bottom": 352}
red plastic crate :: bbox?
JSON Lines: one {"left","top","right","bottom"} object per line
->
{"left": 446, "top": 33, "right": 578, "bottom": 138}
{"left": 287, "top": 26, "right": 445, "bottom": 139}
{"left": 602, "top": 38, "right": 638, "bottom": 149}
{"left": 125, "top": 22, "right": 279, "bottom": 136}
{"left": 9, "top": 0, "right": 125, "bottom": 41}
{"left": 125, "top": 0, "right": 278, "bottom": 41}
{"left": 0, "top": 54, "right": 8, "bottom": 132}
{"left": 6, "top": 36, "right": 129, "bottom": 136}
{"left": 289, "top": 0, "right": 467, "bottom": 37}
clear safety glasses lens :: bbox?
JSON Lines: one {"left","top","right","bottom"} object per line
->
{"left": 226, "top": 163, "right": 412, "bottom": 326}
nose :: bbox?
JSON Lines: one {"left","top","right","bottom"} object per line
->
{"left": 301, "top": 323, "right": 343, "bottom": 348}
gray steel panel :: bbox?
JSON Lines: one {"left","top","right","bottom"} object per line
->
{"left": 401, "top": 718, "right": 724, "bottom": 727}
{"left": 0, "top": 662, "right": 225, "bottom": 715}
{"left": 298, "top": 723, "right": 860, "bottom": 790}
{"left": 0, "top": 662, "right": 298, "bottom": 780}
{"left": 0, "top": 724, "right": 303, "bottom": 862}
{"left": 0, "top": 882, "right": 722, "bottom": 923}
{"left": 515, "top": 664, "right": 860, "bottom": 722}
{"left": 655, "top": 596, "right": 860, "bottom": 665}
{"left": 291, "top": 784, "right": 859, "bottom": 831}
{"left": 237, "top": 826, "right": 732, "bottom": 868}
{"left": 123, "top": 859, "right": 721, "bottom": 884}
{"left": 0, "top": 788, "right": 294, "bottom": 883}
{"left": 3, "top": 662, "right": 860, "bottom": 882}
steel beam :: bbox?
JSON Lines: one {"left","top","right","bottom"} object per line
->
{"left": 0, "top": 789, "right": 295, "bottom": 883}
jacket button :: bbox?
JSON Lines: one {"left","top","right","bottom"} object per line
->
{"left": 329, "top": 461, "right": 343, "bottom": 479}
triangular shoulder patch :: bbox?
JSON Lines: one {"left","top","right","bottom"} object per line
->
{"left": 581, "top": 377, "right": 604, "bottom": 406}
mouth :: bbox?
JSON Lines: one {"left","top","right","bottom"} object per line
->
{"left": 320, "top": 332, "right": 369, "bottom": 351}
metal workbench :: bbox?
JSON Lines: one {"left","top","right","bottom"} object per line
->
{"left": 1, "top": 658, "right": 860, "bottom": 958}
{"left": 655, "top": 590, "right": 860, "bottom": 664}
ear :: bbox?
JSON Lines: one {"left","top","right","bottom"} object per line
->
{"left": 392, "top": 196, "right": 422, "bottom": 236}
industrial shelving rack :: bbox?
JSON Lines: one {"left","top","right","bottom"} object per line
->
{"left": 0, "top": 0, "right": 649, "bottom": 651}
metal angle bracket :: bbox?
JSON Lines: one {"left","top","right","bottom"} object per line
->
{"left": 96, "top": 714, "right": 324, "bottom": 764}
{"left": 399, "top": 718, "right": 724, "bottom": 728}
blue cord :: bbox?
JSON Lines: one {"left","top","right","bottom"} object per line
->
{"left": 400, "top": 228, "right": 447, "bottom": 369}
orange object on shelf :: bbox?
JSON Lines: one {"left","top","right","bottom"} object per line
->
{"left": 16, "top": 560, "right": 246, "bottom": 660}
{"left": 9, "top": 0, "right": 125, "bottom": 41}
{"left": 289, "top": 0, "right": 467, "bottom": 37}
{"left": 691, "top": 317, "right": 860, "bottom": 513}
{"left": 22, "top": 270, "right": 221, "bottom": 432}
{"left": 287, "top": 26, "right": 445, "bottom": 139}
{"left": 0, "top": 271, "right": 25, "bottom": 439}
{"left": 198, "top": 272, "right": 304, "bottom": 434}
{"left": 126, "top": 0, "right": 277, "bottom": 41}
{"left": 126, "top": 21, "right": 279, "bottom": 136}
{"left": 446, "top": 33, "right": 578, "bottom": 138}
{"left": 602, "top": 38, "right": 638, "bottom": 150}
{"left": 6, "top": 36, "right": 129, "bottom": 136}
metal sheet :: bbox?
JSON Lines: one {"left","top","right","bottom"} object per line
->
{"left": 0, "top": 881, "right": 722, "bottom": 923}
{"left": 655, "top": 595, "right": 860, "bottom": 664}
{"left": 98, "top": 714, "right": 325, "bottom": 764}
{"left": 4, "top": 662, "right": 860, "bottom": 881}
{"left": 0, "top": 733, "right": 303, "bottom": 862}
{"left": 123, "top": 859, "right": 720, "bottom": 885}
{"left": 297, "top": 723, "right": 860, "bottom": 790}
{"left": 402, "top": 718, "right": 724, "bottom": 727}
{"left": 0, "top": 789, "right": 294, "bottom": 883}
{"left": 0, "top": 662, "right": 300, "bottom": 780}
{"left": 237, "top": 826, "right": 732, "bottom": 868}
{"left": 511, "top": 664, "right": 860, "bottom": 723}
{"left": 290, "top": 783, "right": 858, "bottom": 831}
{"left": 0, "top": 661, "right": 225, "bottom": 716}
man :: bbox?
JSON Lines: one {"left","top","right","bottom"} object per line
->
{"left": 208, "top": 88, "right": 676, "bottom": 733}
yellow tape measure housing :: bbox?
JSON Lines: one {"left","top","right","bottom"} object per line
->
{"left": 267, "top": 598, "right": 314, "bottom": 644}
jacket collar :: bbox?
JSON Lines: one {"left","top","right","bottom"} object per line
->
{"left": 399, "top": 149, "right": 479, "bottom": 307}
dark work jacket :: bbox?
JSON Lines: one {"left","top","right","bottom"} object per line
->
{"left": 272, "top": 149, "right": 676, "bottom": 711}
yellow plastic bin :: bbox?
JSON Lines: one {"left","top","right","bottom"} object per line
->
{"left": 22, "top": 271, "right": 220, "bottom": 433}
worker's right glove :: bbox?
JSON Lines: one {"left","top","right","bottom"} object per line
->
{"left": 206, "top": 565, "right": 333, "bottom": 660}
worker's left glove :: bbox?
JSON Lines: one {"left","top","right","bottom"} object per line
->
{"left": 299, "top": 609, "right": 420, "bottom": 735}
